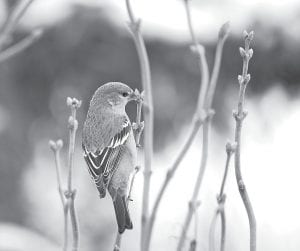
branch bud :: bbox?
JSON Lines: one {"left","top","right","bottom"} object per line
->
{"left": 66, "top": 97, "right": 82, "bottom": 109}
{"left": 68, "top": 116, "right": 78, "bottom": 130}
{"left": 49, "top": 140, "right": 57, "bottom": 151}
{"left": 128, "top": 19, "right": 141, "bottom": 33}
{"left": 248, "top": 48, "right": 254, "bottom": 59}
{"left": 190, "top": 43, "right": 205, "bottom": 58}
{"left": 135, "top": 165, "right": 141, "bottom": 173}
{"left": 218, "top": 21, "right": 230, "bottom": 40}
{"left": 238, "top": 75, "right": 243, "bottom": 84}
{"left": 56, "top": 139, "right": 63, "bottom": 149}
{"left": 243, "top": 30, "right": 249, "bottom": 40}
{"left": 217, "top": 194, "right": 226, "bottom": 204}
{"left": 248, "top": 31, "right": 254, "bottom": 41}
{"left": 239, "top": 47, "right": 246, "bottom": 58}
{"left": 194, "top": 108, "right": 207, "bottom": 124}
{"left": 226, "top": 141, "right": 237, "bottom": 154}
{"left": 245, "top": 74, "right": 251, "bottom": 84}
{"left": 49, "top": 139, "right": 63, "bottom": 151}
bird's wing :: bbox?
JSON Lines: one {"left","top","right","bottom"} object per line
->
{"left": 83, "top": 118, "right": 131, "bottom": 197}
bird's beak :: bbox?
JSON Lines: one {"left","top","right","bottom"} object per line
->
{"left": 128, "top": 91, "right": 138, "bottom": 102}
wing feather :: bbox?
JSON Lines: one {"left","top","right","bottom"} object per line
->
{"left": 83, "top": 118, "right": 131, "bottom": 194}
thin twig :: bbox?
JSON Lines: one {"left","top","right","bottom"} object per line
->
{"left": 220, "top": 209, "right": 225, "bottom": 251}
{"left": 184, "top": 0, "right": 209, "bottom": 111}
{"left": 113, "top": 166, "right": 141, "bottom": 251}
{"left": 49, "top": 98, "right": 81, "bottom": 251}
{"left": 0, "top": 0, "right": 35, "bottom": 50}
{"left": 66, "top": 97, "right": 81, "bottom": 251}
{"left": 219, "top": 143, "right": 236, "bottom": 197}
{"left": 233, "top": 31, "right": 256, "bottom": 251}
{"left": 0, "top": 29, "right": 42, "bottom": 63}
{"left": 209, "top": 142, "right": 235, "bottom": 251}
{"left": 209, "top": 209, "right": 218, "bottom": 251}
{"left": 69, "top": 190, "right": 79, "bottom": 251}
{"left": 49, "top": 139, "right": 68, "bottom": 251}
{"left": 205, "top": 22, "right": 230, "bottom": 108}
{"left": 125, "top": 1, "right": 154, "bottom": 250}
{"left": 132, "top": 89, "right": 144, "bottom": 148}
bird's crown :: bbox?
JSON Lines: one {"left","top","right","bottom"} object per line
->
{"left": 95, "top": 82, "right": 133, "bottom": 97}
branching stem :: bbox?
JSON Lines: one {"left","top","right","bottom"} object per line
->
{"left": 209, "top": 142, "right": 235, "bottom": 251}
{"left": 0, "top": 0, "right": 42, "bottom": 61}
{"left": 50, "top": 97, "right": 81, "bottom": 251}
{"left": 66, "top": 97, "right": 81, "bottom": 251}
{"left": 49, "top": 139, "right": 68, "bottom": 251}
{"left": 234, "top": 31, "right": 256, "bottom": 251}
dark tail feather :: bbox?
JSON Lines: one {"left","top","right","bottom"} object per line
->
{"left": 96, "top": 175, "right": 106, "bottom": 198}
{"left": 113, "top": 194, "right": 133, "bottom": 234}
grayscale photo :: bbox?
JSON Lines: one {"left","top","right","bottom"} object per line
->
{"left": 0, "top": 0, "right": 298, "bottom": 251}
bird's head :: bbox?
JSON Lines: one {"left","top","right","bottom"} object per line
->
{"left": 91, "top": 82, "right": 138, "bottom": 113}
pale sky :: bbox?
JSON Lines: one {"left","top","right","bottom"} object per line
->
{"left": 12, "top": 0, "right": 300, "bottom": 42}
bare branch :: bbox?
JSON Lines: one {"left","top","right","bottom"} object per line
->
{"left": 125, "top": 1, "right": 154, "bottom": 250}
{"left": 185, "top": 0, "right": 209, "bottom": 110}
{"left": 209, "top": 142, "right": 235, "bottom": 251}
{"left": 49, "top": 139, "right": 68, "bottom": 251}
{"left": 205, "top": 22, "right": 230, "bottom": 108}
{"left": 233, "top": 30, "right": 256, "bottom": 251}
{"left": 0, "top": 0, "right": 35, "bottom": 50}
{"left": 65, "top": 97, "right": 81, "bottom": 251}
{"left": 0, "top": 29, "right": 42, "bottom": 63}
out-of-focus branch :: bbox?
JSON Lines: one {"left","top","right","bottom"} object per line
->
{"left": 177, "top": 2, "right": 229, "bottom": 249}
{"left": 0, "top": 0, "right": 43, "bottom": 63}
{"left": 205, "top": 22, "right": 230, "bottom": 108}
{"left": 184, "top": 0, "right": 209, "bottom": 110}
{"left": 113, "top": 166, "right": 141, "bottom": 251}
{"left": 233, "top": 31, "right": 256, "bottom": 251}
{"left": 0, "top": 0, "right": 35, "bottom": 49}
{"left": 49, "top": 139, "right": 68, "bottom": 251}
{"left": 209, "top": 142, "right": 236, "bottom": 251}
{"left": 124, "top": 1, "right": 154, "bottom": 250}
{"left": 66, "top": 97, "right": 81, "bottom": 251}
{"left": 0, "top": 29, "right": 42, "bottom": 62}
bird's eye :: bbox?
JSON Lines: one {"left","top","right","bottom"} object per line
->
{"left": 122, "top": 92, "right": 129, "bottom": 97}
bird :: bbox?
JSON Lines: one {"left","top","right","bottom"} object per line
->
{"left": 82, "top": 82, "right": 138, "bottom": 234}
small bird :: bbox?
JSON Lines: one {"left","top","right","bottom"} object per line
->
{"left": 82, "top": 82, "right": 138, "bottom": 234}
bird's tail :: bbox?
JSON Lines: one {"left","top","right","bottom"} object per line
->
{"left": 113, "top": 193, "right": 133, "bottom": 234}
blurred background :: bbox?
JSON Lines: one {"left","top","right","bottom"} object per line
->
{"left": 0, "top": 0, "right": 300, "bottom": 250}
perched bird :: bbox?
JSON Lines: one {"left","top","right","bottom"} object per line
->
{"left": 82, "top": 82, "right": 138, "bottom": 234}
